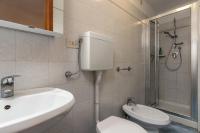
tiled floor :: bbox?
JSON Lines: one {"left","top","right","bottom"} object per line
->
{"left": 147, "top": 122, "right": 198, "bottom": 133}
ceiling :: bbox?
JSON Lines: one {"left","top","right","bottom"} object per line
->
{"left": 158, "top": 8, "right": 190, "bottom": 24}
{"left": 146, "top": 0, "right": 197, "bottom": 14}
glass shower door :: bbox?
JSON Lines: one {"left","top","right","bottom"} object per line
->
{"left": 147, "top": 20, "right": 159, "bottom": 107}
{"left": 145, "top": 5, "right": 198, "bottom": 121}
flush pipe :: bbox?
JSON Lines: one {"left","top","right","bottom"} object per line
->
{"left": 95, "top": 71, "right": 103, "bottom": 124}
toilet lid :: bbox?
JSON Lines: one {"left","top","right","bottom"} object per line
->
{"left": 123, "top": 104, "right": 170, "bottom": 126}
{"left": 97, "top": 116, "right": 147, "bottom": 133}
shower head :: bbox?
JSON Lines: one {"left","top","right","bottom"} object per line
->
{"left": 163, "top": 31, "right": 177, "bottom": 39}
{"left": 164, "top": 31, "right": 172, "bottom": 37}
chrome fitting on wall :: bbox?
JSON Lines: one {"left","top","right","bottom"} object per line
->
{"left": 65, "top": 71, "right": 79, "bottom": 79}
{"left": 116, "top": 66, "right": 132, "bottom": 72}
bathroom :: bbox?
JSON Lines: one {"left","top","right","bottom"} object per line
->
{"left": 0, "top": 0, "right": 200, "bottom": 133}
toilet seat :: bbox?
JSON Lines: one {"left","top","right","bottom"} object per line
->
{"left": 97, "top": 116, "right": 147, "bottom": 133}
{"left": 123, "top": 104, "right": 170, "bottom": 126}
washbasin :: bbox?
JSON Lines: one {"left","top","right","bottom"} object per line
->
{"left": 0, "top": 88, "right": 75, "bottom": 133}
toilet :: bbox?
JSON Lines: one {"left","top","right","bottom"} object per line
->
{"left": 80, "top": 32, "right": 148, "bottom": 133}
{"left": 97, "top": 116, "right": 147, "bottom": 133}
{"left": 122, "top": 104, "right": 171, "bottom": 132}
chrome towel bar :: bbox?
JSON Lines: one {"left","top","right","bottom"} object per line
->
{"left": 116, "top": 66, "right": 132, "bottom": 72}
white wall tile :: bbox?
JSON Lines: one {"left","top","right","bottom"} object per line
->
{"left": 72, "top": 101, "right": 92, "bottom": 133}
{"left": 16, "top": 31, "right": 49, "bottom": 62}
{"left": 16, "top": 32, "right": 33, "bottom": 61}
{"left": 15, "top": 62, "right": 49, "bottom": 90}
{"left": 48, "top": 37, "right": 67, "bottom": 62}
{"left": 0, "top": 28, "right": 15, "bottom": 61}
{"left": 0, "top": 61, "right": 15, "bottom": 80}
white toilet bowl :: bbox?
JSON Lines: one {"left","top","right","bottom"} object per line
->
{"left": 97, "top": 116, "right": 147, "bottom": 133}
{"left": 122, "top": 104, "right": 171, "bottom": 132}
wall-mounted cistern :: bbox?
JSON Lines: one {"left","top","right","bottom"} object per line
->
{"left": 1, "top": 75, "right": 20, "bottom": 98}
{"left": 79, "top": 32, "right": 147, "bottom": 133}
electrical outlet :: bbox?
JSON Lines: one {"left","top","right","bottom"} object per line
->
{"left": 67, "top": 40, "right": 79, "bottom": 49}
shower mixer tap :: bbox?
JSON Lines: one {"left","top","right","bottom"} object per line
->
{"left": 174, "top": 42, "right": 184, "bottom": 46}
{"left": 127, "top": 97, "right": 136, "bottom": 106}
{"left": 174, "top": 42, "right": 184, "bottom": 48}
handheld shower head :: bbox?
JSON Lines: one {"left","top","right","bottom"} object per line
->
{"left": 163, "top": 31, "right": 177, "bottom": 39}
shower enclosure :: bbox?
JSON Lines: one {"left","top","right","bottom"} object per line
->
{"left": 144, "top": 2, "right": 199, "bottom": 122}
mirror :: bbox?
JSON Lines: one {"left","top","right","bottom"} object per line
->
{"left": 0, "top": 0, "right": 63, "bottom": 34}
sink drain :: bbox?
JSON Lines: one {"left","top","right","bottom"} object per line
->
{"left": 4, "top": 105, "right": 11, "bottom": 110}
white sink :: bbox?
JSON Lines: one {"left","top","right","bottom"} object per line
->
{"left": 0, "top": 88, "right": 75, "bottom": 133}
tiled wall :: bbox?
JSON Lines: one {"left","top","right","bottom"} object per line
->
{"left": 159, "top": 17, "right": 191, "bottom": 115}
{"left": 0, "top": 0, "right": 153, "bottom": 133}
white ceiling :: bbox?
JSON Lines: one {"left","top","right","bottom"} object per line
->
{"left": 158, "top": 8, "right": 190, "bottom": 24}
{"left": 146, "top": 0, "right": 197, "bottom": 14}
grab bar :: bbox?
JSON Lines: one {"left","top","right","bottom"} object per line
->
{"left": 116, "top": 66, "right": 132, "bottom": 72}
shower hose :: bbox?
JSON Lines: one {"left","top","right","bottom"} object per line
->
{"left": 165, "top": 45, "right": 182, "bottom": 72}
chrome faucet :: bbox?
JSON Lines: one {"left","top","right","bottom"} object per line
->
{"left": 1, "top": 75, "right": 20, "bottom": 98}
{"left": 127, "top": 97, "right": 136, "bottom": 106}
